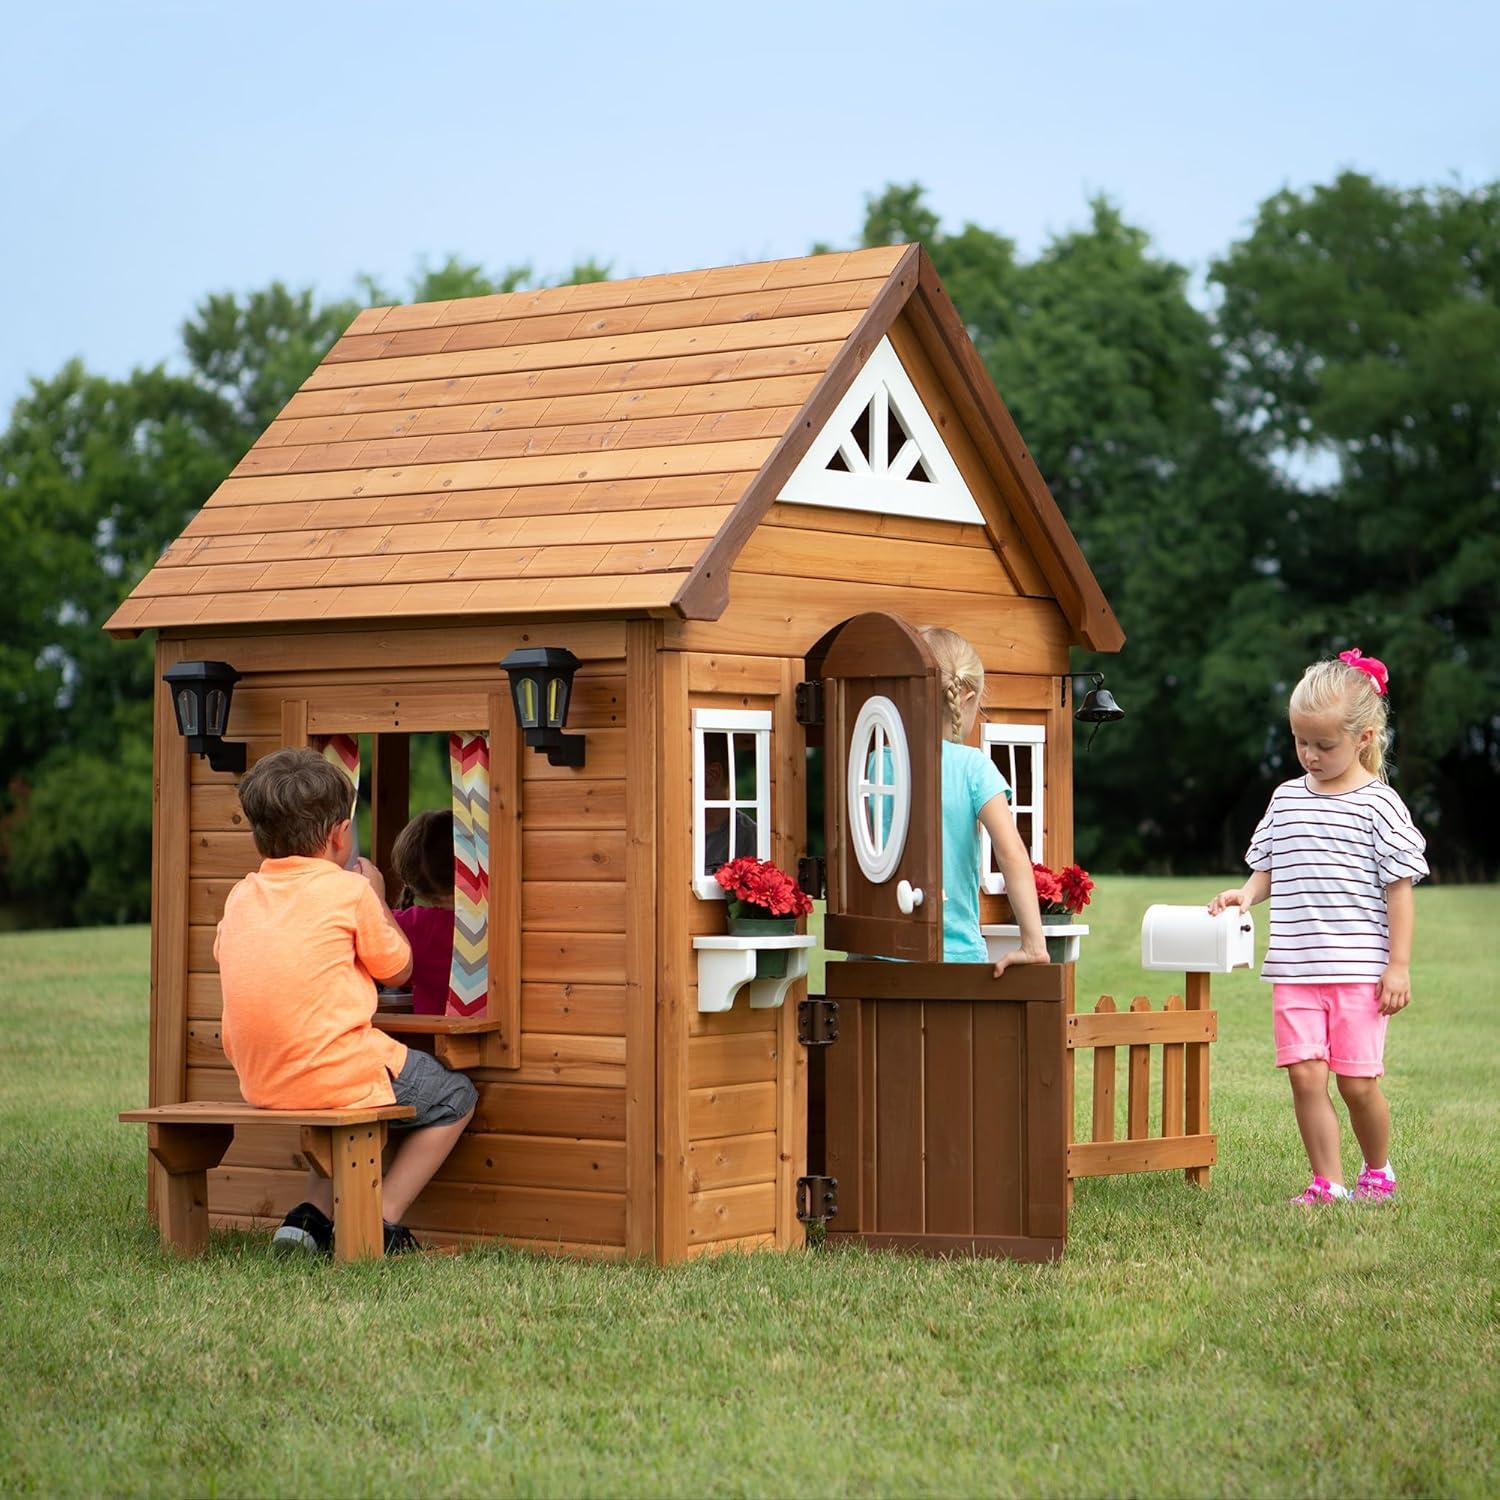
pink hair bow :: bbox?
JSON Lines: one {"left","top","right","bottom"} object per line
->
{"left": 1338, "top": 647, "right": 1388, "bottom": 696}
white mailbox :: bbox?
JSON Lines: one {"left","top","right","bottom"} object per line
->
{"left": 1141, "top": 905, "right": 1255, "bottom": 974}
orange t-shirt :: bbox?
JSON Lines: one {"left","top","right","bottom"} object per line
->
{"left": 215, "top": 856, "right": 412, "bottom": 1109}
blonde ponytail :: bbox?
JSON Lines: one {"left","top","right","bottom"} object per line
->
{"left": 1289, "top": 655, "right": 1392, "bottom": 780}
{"left": 918, "top": 626, "right": 985, "bottom": 743}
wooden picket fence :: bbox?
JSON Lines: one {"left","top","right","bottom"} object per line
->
{"left": 1065, "top": 972, "right": 1217, "bottom": 1185}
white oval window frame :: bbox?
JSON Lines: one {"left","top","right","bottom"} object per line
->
{"left": 847, "top": 694, "right": 911, "bottom": 885}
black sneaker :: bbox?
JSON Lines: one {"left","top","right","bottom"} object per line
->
{"left": 383, "top": 1220, "right": 420, "bottom": 1255}
{"left": 272, "top": 1201, "right": 333, "bottom": 1256}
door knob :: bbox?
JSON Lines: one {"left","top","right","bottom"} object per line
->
{"left": 897, "top": 879, "right": 924, "bottom": 914}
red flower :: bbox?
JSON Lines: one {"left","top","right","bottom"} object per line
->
{"left": 1031, "top": 860, "right": 1094, "bottom": 915}
{"left": 1031, "top": 862, "right": 1063, "bottom": 909}
{"left": 714, "top": 856, "right": 813, "bottom": 917}
{"left": 1058, "top": 864, "right": 1094, "bottom": 915}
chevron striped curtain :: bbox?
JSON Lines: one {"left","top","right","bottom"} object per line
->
{"left": 448, "top": 732, "right": 490, "bottom": 1017}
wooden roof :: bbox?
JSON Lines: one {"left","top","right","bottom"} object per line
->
{"left": 106, "top": 246, "right": 1121, "bottom": 650}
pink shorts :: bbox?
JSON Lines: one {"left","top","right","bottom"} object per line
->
{"left": 1272, "top": 983, "right": 1387, "bottom": 1076}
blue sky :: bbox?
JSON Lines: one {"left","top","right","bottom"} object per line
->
{"left": 3, "top": 0, "right": 1496, "bottom": 410}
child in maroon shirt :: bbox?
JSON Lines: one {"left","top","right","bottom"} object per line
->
{"left": 390, "top": 811, "right": 457, "bottom": 1015}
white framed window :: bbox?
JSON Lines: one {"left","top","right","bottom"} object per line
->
{"left": 980, "top": 722, "right": 1045, "bottom": 895}
{"left": 692, "top": 708, "right": 772, "bottom": 899}
{"left": 848, "top": 695, "right": 910, "bottom": 885}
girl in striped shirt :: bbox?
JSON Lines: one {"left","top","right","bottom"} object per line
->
{"left": 1209, "top": 650, "right": 1428, "bottom": 1205}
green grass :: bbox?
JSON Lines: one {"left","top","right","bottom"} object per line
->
{"left": 2, "top": 877, "right": 1497, "bottom": 1497}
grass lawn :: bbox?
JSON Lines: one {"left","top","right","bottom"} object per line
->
{"left": 1, "top": 876, "right": 1496, "bottom": 1497}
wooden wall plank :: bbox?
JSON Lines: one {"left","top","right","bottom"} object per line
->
{"left": 683, "top": 651, "right": 785, "bottom": 696}
{"left": 688, "top": 1082, "right": 777, "bottom": 1140}
{"left": 686, "top": 1182, "right": 777, "bottom": 1247}
{"left": 511, "top": 1032, "right": 625, "bottom": 1087}
{"left": 522, "top": 779, "right": 625, "bottom": 830}
{"left": 176, "top": 623, "right": 625, "bottom": 675}
{"left": 760, "top": 501, "right": 989, "bottom": 549}
{"left": 189, "top": 832, "right": 261, "bottom": 879}
{"left": 520, "top": 983, "right": 626, "bottom": 1036}
{"left": 668, "top": 577, "right": 1071, "bottom": 673}
{"left": 471, "top": 1082, "right": 626, "bottom": 1140}
{"left": 148, "top": 638, "right": 192, "bottom": 1218}
{"left": 624, "top": 617, "right": 659, "bottom": 1259}
{"left": 774, "top": 654, "right": 808, "bottom": 1249}
{"left": 520, "top": 932, "right": 626, "bottom": 985}
{"left": 685, "top": 1132, "right": 778, "bottom": 1193}
{"left": 735, "top": 526, "right": 1015, "bottom": 597}
{"left": 519, "top": 831, "right": 626, "bottom": 882}
{"left": 687, "top": 1031, "right": 779, "bottom": 1089}
{"left": 439, "top": 1133, "right": 626, "bottom": 1193}
{"left": 189, "top": 786, "right": 249, "bottom": 835}
{"left": 522, "top": 882, "right": 626, "bottom": 933}
{"left": 655, "top": 648, "right": 691, "bottom": 1262}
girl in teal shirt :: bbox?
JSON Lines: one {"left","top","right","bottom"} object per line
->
{"left": 920, "top": 627, "right": 1048, "bottom": 972}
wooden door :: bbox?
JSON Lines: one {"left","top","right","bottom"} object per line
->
{"left": 821, "top": 961, "right": 1067, "bottom": 1260}
{"left": 814, "top": 613, "right": 943, "bottom": 963}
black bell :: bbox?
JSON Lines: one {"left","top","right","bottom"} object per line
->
{"left": 1076, "top": 685, "right": 1124, "bottom": 724}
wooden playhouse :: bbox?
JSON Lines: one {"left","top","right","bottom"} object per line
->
{"left": 109, "top": 243, "right": 1213, "bottom": 1265}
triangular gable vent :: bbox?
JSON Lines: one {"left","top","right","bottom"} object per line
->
{"left": 778, "top": 335, "right": 983, "bottom": 524}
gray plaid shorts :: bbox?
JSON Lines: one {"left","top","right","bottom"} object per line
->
{"left": 389, "top": 1046, "right": 477, "bottom": 1130}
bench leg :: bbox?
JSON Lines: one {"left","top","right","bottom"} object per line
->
{"left": 331, "top": 1123, "right": 388, "bottom": 1261}
{"left": 146, "top": 1125, "right": 234, "bottom": 1256}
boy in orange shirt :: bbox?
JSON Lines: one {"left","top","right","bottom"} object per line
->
{"left": 215, "top": 747, "right": 477, "bottom": 1255}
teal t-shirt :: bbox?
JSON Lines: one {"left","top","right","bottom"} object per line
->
{"left": 940, "top": 740, "right": 1011, "bottom": 962}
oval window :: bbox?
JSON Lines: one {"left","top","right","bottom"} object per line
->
{"left": 847, "top": 695, "right": 910, "bottom": 884}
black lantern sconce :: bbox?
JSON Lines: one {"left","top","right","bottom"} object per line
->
{"left": 501, "top": 646, "right": 586, "bottom": 768}
{"left": 1070, "top": 672, "right": 1125, "bottom": 749}
{"left": 162, "top": 660, "right": 246, "bottom": 773}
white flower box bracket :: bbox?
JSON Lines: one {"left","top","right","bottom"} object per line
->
{"left": 981, "top": 923, "right": 1091, "bottom": 965}
{"left": 692, "top": 934, "right": 817, "bottom": 1013}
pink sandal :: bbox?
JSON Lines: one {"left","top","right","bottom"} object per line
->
{"left": 1290, "top": 1176, "right": 1345, "bottom": 1205}
{"left": 1355, "top": 1166, "right": 1396, "bottom": 1202}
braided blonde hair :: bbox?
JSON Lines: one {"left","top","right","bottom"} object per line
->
{"left": 1289, "top": 657, "right": 1391, "bottom": 780}
{"left": 919, "top": 626, "right": 985, "bottom": 743}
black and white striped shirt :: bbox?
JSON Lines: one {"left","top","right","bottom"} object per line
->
{"left": 1246, "top": 777, "right": 1428, "bottom": 984}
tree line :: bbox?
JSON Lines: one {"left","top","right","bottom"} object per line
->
{"left": 1, "top": 173, "right": 1495, "bottom": 926}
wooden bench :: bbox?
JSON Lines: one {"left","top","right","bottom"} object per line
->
{"left": 120, "top": 1101, "right": 416, "bottom": 1260}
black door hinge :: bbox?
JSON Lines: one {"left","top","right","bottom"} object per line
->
{"left": 795, "top": 679, "right": 825, "bottom": 726}
{"left": 796, "top": 1174, "right": 839, "bottom": 1224}
{"left": 797, "top": 855, "right": 826, "bottom": 900}
{"left": 797, "top": 997, "right": 839, "bottom": 1047}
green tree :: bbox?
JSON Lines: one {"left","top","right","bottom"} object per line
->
{"left": 1212, "top": 173, "right": 1500, "bottom": 873}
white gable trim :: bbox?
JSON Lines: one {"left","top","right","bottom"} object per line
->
{"left": 777, "top": 336, "right": 985, "bottom": 524}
